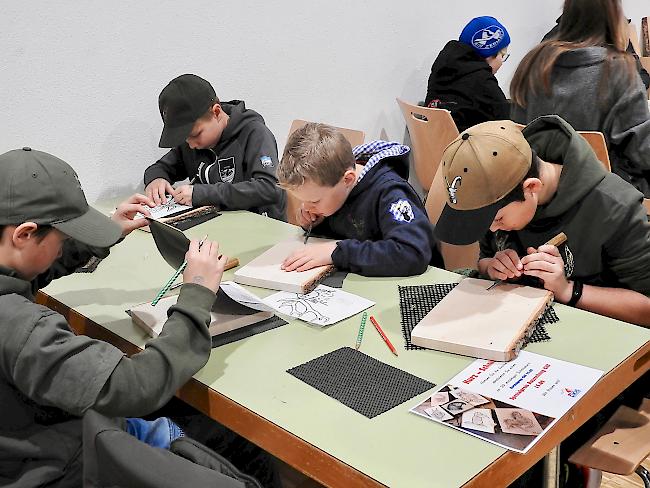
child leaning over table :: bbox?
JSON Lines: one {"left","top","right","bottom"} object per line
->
{"left": 0, "top": 148, "right": 232, "bottom": 487}
{"left": 434, "top": 116, "right": 650, "bottom": 487}
{"left": 277, "top": 123, "right": 441, "bottom": 276}
{"left": 143, "top": 73, "right": 286, "bottom": 221}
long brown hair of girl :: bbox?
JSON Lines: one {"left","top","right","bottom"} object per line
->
{"left": 510, "top": 0, "right": 636, "bottom": 108}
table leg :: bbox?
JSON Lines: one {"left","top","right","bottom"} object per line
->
{"left": 543, "top": 445, "right": 560, "bottom": 488}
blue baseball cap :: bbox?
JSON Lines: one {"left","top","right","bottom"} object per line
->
{"left": 459, "top": 16, "right": 510, "bottom": 58}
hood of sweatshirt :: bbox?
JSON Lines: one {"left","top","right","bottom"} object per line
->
{"left": 215, "top": 100, "right": 267, "bottom": 148}
{"left": 0, "top": 265, "right": 34, "bottom": 300}
{"left": 522, "top": 115, "right": 607, "bottom": 220}
{"left": 350, "top": 141, "right": 411, "bottom": 197}
{"left": 429, "top": 40, "right": 492, "bottom": 83}
{"left": 554, "top": 46, "right": 609, "bottom": 69}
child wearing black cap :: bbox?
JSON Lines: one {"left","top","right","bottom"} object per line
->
{"left": 144, "top": 74, "right": 286, "bottom": 221}
{"left": 0, "top": 148, "right": 230, "bottom": 486}
{"left": 435, "top": 116, "right": 650, "bottom": 326}
{"left": 424, "top": 16, "right": 511, "bottom": 132}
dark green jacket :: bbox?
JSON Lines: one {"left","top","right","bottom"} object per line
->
{"left": 480, "top": 115, "right": 650, "bottom": 295}
{"left": 0, "top": 241, "right": 215, "bottom": 487}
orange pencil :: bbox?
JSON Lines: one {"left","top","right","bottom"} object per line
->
{"left": 369, "top": 315, "right": 398, "bottom": 356}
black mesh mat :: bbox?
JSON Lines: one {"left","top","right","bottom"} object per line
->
{"left": 320, "top": 270, "right": 348, "bottom": 288}
{"left": 287, "top": 347, "right": 435, "bottom": 418}
{"left": 398, "top": 284, "right": 560, "bottom": 351}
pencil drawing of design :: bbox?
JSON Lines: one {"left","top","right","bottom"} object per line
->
{"left": 495, "top": 408, "right": 543, "bottom": 436}
{"left": 461, "top": 408, "right": 496, "bottom": 434}
{"left": 276, "top": 288, "right": 337, "bottom": 324}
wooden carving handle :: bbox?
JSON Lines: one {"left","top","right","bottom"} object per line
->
{"left": 544, "top": 232, "right": 567, "bottom": 248}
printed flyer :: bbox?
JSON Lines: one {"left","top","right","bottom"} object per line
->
{"left": 411, "top": 351, "right": 603, "bottom": 452}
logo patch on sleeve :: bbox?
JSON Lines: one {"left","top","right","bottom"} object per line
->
{"left": 389, "top": 199, "right": 414, "bottom": 223}
{"left": 260, "top": 155, "right": 274, "bottom": 167}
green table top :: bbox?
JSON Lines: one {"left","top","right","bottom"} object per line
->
{"left": 44, "top": 209, "right": 650, "bottom": 488}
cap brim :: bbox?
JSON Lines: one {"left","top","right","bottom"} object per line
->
{"left": 53, "top": 206, "right": 122, "bottom": 248}
{"left": 159, "top": 121, "right": 195, "bottom": 148}
{"left": 434, "top": 200, "right": 505, "bottom": 245}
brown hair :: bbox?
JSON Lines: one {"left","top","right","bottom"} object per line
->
{"left": 0, "top": 224, "right": 54, "bottom": 243}
{"left": 278, "top": 123, "right": 355, "bottom": 188}
{"left": 198, "top": 97, "right": 221, "bottom": 122}
{"left": 510, "top": 0, "right": 636, "bottom": 107}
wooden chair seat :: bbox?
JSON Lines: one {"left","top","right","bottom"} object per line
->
{"left": 569, "top": 400, "right": 650, "bottom": 476}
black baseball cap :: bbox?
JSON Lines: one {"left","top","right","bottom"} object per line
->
{"left": 0, "top": 148, "right": 122, "bottom": 247}
{"left": 158, "top": 74, "right": 217, "bottom": 148}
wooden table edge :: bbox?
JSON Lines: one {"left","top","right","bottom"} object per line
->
{"left": 38, "top": 290, "right": 649, "bottom": 488}
{"left": 462, "top": 341, "right": 650, "bottom": 487}
{"left": 36, "top": 291, "right": 385, "bottom": 488}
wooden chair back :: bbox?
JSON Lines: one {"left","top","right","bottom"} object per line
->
{"left": 426, "top": 165, "right": 480, "bottom": 270}
{"left": 284, "top": 120, "right": 365, "bottom": 225}
{"left": 514, "top": 123, "right": 611, "bottom": 171}
{"left": 288, "top": 119, "right": 365, "bottom": 147}
{"left": 578, "top": 131, "right": 611, "bottom": 171}
{"left": 396, "top": 98, "right": 459, "bottom": 192}
{"left": 517, "top": 123, "right": 650, "bottom": 215}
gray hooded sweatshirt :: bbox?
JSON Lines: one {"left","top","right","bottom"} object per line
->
{"left": 511, "top": 47, "right": 650, "bottom": 196}
{"left": 480, "top": 115, "right": 650, "bottom": 295}
{"left": 0, "top": 241, "right": 215, "bottom": 487}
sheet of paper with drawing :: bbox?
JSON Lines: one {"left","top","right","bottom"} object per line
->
{"left": 410, "top": 351, "right": 602, "bottom": 453}
{"left": 136, "top": 195, "right": 193, "bottom": 220}
{"left": 136, "top": 196, "right": 220, "bottom": 232}
{"left": 410, "top": 277, "right": 553, "bottom": 361}
{"left": 233, "top": 235, "right": 335, "bottom": 293}
{"left": 264, "top": 285, "right": 375, "bottom": 326}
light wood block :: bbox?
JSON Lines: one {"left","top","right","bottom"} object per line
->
{"left": 411, "top": 277, "right": 553, "bottom": 361}
{"left": 233, "top": 235, "right": 334, "bottom": 293}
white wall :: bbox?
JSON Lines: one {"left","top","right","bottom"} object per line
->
{"left": 0, "top": 0, "right": 644, "bottom": 202}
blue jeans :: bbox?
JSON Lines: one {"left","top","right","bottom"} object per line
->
{"left": 125, "top": 417, "right": 183, "bottom": 449}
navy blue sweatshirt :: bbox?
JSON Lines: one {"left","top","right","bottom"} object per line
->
{"left": 311, "top": 141, "right": 436, "bottom": 276}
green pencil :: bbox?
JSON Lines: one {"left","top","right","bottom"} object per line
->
{"left": 355, "top": 312, "right": 368, "bottom": 350}
{"left": 151, "top": 235, "right": 207, "bottom": 306}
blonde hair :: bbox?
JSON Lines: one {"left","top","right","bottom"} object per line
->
{"left": 278, "top": 123, "right": 355, "bottom": 188}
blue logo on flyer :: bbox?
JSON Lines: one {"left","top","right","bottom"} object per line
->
{"left": 260, "top": 155, "right": 274, "bottom": 167}
{"left": 564, "top": 388, "right": 581, "bottom": 398}
{"left": 389, "top": 199, "right": 414, "bottom": 223}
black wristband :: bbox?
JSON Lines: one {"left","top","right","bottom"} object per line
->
{"left": 567, "top": 280, "right": 583, "bottom": 307}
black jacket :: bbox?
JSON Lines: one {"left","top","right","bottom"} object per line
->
{"left": 424, "top": 40, "right": 510, "bottom": 132}
{"left": 144, "top": 100, "right": 286, "bottom": 221}
{"left": 311, "top": 142, "right": 438, "bottom": 276}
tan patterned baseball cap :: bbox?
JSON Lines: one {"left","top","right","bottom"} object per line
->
{"left": 435, "top": 120, "right": 532, "bottom": 245}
